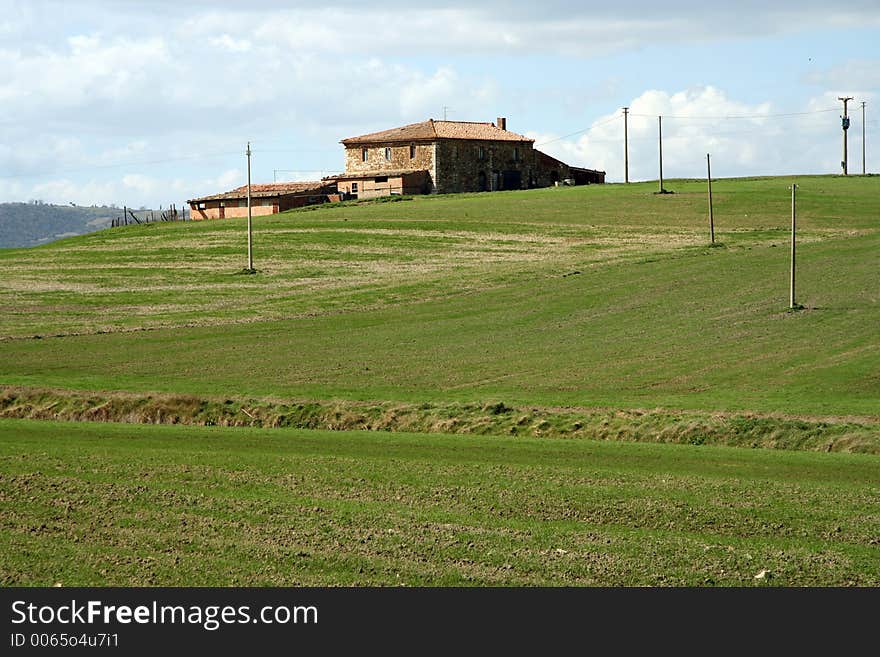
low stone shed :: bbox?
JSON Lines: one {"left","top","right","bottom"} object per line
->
{"left": 187, "top": 181, "right": 338, "bottom": 220}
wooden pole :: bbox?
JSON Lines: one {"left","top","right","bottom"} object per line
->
{"left": 862, "top": 101, "right": 867, "bottom": 175}
{"left": 658, "top": 116, "right": 664, "bottom": 193}
{"left": 623, "top": 107, "right": 629, "bottom": 183}
{"left": 790, "top": 184, "right": 797, "bottom": 309}
{"left": 839, "top": 96, "right": 852, "bottom": 175}
{"left": 247, "top": 141, "right": 253, "bottom": 271}
{"left": 707, "top": 153, "right": 715, "bottom": 244}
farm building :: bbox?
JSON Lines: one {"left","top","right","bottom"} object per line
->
{"left": 329, "top": 117, "right": 604, "bottom": 199}
{"left": 187, "top": 181, "right": 338, "bottom": 221}
{"left": 535, "top": 150, "right": 606, "bottom": 186}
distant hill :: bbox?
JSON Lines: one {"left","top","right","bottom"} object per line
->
{"left": 0, "top": 201, "right": 129, "bottom": 248}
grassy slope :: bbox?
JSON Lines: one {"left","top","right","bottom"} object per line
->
{"left": 1, "top": 419, "right": 877, "bottom": 586}
{"left": 0, "top": 176, "right": 874, "bottom": 338}
{"left": 1, "top": 176, "right": 878, "bottom": 587}
{"left": 0, "top": 177, "right": 877, "bottom": 418}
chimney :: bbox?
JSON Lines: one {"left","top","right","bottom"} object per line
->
{"left": 496, "top": 117, "right": 507, "bottom": 130}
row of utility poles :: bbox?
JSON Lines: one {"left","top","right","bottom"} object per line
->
{"left": 619, "top": 100, "right": 865, "bottom": 310}
{"left": 239, "top": 96, "right": 849, "bottom": 298}
{"left": 621, "top": 100, "right": 869, "bottom": 183}
{"left": 622, "top": 112, "right": 800, "bottom": 309}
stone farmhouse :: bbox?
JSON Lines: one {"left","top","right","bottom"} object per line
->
{"left": 329, "top": 117, "right": 604, "bottom": 199}
{"left": 187, "top": 116, "right": 604, "bottom": 218}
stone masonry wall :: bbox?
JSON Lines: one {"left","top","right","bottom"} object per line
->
{"left": 434, "top": 139, "right": 536, "bottom": 193}
{"left": 534, "top": 159, "right": 572, "bottom": 188}
{"left": 344, "top": 142, "right": 436, "bottom": 180}
{"left": 342, "top": 138, "right": 574, "bottom": 195}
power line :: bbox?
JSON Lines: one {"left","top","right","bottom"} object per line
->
{"left": 0, "top": 147, "right": 339, "bottom": 181}
{"left": 533, "top": 107, "right": 842, "bottom": 150}
{"left": 629, "top": 107, "right": 838, "bottom": 120}
{"left": 0, "top": 150, "right": 243, "bottom": 180}
{"left": 534, "top": 114, "right": 622, "bottom": 147}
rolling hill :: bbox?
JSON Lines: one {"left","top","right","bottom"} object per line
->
{"left": 1, "top": 175, "right": 878, "bottom": 586}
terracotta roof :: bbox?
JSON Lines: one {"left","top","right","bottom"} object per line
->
{"left": 341, "top": 119, "right": 533, "bottom": 144}
{"left": 326, "top": 168, "right": 428, "bottom": 180}
{"left": 188, "top": 181, "right": 335, "bottom": 203}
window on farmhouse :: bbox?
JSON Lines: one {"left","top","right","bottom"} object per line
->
{"left": 478, "top": 145, "right": 485, "bottom": 160}
{"left": 352, "top": 182, "right": 359, "bottom": 193}
{"left": 362, "top": 148, "right": 368, "bottom": 162}
{"left": 513, "top": 147, "right": 519, "bottom": 161}
{"left": 385, "top": 147, "right": 392, "bottom": 161}
{"left": 409, "top": 144, "right": 416, "bottom": 159}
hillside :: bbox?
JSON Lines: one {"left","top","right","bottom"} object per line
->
{"left": 1, "top": 175, "right": 878, "bottom": 435}
{"left": 1, "top": 175, "right": 878, "bottom": 588}
{"left": 0, "top": 201, "right": 167, "bottom": 248}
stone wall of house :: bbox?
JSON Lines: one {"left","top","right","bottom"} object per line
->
{"left": 534, "top": 159, "right": 572, "bottom": 188}
{"left": 341, "top": 138, "right": 588, "bottom": 195}
{"left": 343, "top": 142, "right": 436, "bottom": 178}
{"left": 433, "top": 139, "right": 537, "bottom": 193}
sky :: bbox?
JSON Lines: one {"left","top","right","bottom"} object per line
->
{"left": 1, "top": 0, "right": 878, "bottom": 209}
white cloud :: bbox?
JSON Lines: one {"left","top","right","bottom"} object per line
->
{"left": 535, "top": 86, "right": 853, "bottom": 181}
{"left": 109, "top": 3, "right": 880, "bottom": 58}
{"left": 1, "top": 1, "right": 877, "bottom": 209}
{"left": 209, "top": 34, "right": 252, "bottom": 52}
{"left": 122, "top": 173, "right": 159, "bottom": 195}
{"left": 29, "top": 178, "right": 120, "bottom": 207}
{"left": 804, "top": 59, "right": 880, "bottom": 93}
{"left": 0, "top": 35, "right": 171, "bottom": 110}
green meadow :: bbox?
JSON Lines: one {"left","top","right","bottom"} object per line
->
{"left": 1, "top": 420, "right": 877, "bottom": 586}
{"left": 1, "top": 176, "right": 878, "bottom": 417}
{"left": 0, "top": 175, "right": 878, "bottom": 585}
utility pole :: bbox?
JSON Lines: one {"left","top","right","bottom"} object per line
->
{"left": 442, "top": 106, "right": 451, "bottom": 121}
{"left": 658, "top": 115, "right": 664, "bottom": 193}
{"left": 246, "top": 141, "right": 253, "bottom": 272}
{"left": 862, "top": 101, "right": 867, "bottom": 175}
{"left": 839, "top": 96, "right": 853, "bottom": 175}
{"left": 790, "top": 184, "right": 797, "bottom": 310}
{"left": 707, "top": 153, "right": 715, "bottom": 244}
{"left": 622, "top": 107, "right": 629, "bottom": 183}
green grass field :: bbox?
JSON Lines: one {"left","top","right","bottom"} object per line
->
{"left": 0, "top": 175, "right": 878, "bottom": 585}
{"left": 1, "top": 177, "right": 878, "bottom": 419}
{"left": 1, "top": 419, "right": 877, "bottom": 586}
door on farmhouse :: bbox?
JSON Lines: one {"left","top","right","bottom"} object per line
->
{"left": 501, "top": 170, "right": 521, "bottom": 190}
{"left": 477, "top": 171, "right": 487, "bottom": 192}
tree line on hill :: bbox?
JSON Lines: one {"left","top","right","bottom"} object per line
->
{"left": 0, "top": 201, "right": 156, "bottom": 248}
